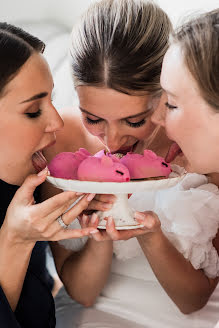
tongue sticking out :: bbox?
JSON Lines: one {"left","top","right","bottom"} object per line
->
{"left": 32, "top": 151, "right": 47, "bottom": 173}
{"left": 165, "top": 142, "right": 182, "bottom": 163}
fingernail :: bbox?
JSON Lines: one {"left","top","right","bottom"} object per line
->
{"left": 76, "top": 192, "right": 84, "bottom": 196}
{"left": 82, "top": 214, "right": 89, "bottom": 225}
{"left": 86, "top": 193, "right": 96, "bottom": 202}
{"left": 106, "top": 195, "right": 116, "bottom": 203}
{"left": 103, "top": 203, "right": 113, "bottom": 210}
{"left": 91, "top": 213, "right": 98, "bottom": 224}
{"left": 134, "top": 211, "right": 145, "bottom": 220}
{"left": 90, "top": 229, "right": 99, "bottom": 234}
{"left": 37, "top": 167, "right": 48, "bottom": 176}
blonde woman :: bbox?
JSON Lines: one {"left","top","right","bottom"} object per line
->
{"left": 44, "top": 1, "right": 219, "bottom": 327}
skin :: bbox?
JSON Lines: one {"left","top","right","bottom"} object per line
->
{"left": 44, "top": 77, "right": 219, "bottom": 313}
{"left": 151, "top": 44, "right": 219, "bottom": 176}
{"left": 0, "top": 53, "right": 97, "bottom": 311}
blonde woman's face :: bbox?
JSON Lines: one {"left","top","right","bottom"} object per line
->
{"left": 0, "top": 53, "right": 63, "bottom": 185}
{"left": 77, "top": 86, "right": 158, "bottom": 154}
{"left": 152, "top": 45, "right": 219, "bottom": 174}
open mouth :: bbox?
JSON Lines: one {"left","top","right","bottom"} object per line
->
{"left": 32, "top": 151, "right": 47, "bottom": 173}
{"left": 32, "top": 140, "right": 56, "bottom": 173}
{"left": 165, "top": 142, "right": 182, "bottom": 163}
{"left": 111, "top": 141, "right": 139, "bottom": 155}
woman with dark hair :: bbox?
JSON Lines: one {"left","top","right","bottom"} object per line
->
{"left": 0, "top": 22, "right": 98, "bottom": 328}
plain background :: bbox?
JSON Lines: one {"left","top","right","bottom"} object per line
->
{"left": 0, "top": 0, "right": 218, "bottom": 28}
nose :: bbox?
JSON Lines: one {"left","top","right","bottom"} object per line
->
{"left": 151, "top": 94, "right": 167, "bottom": 127}
{"left": 103, "top": 124, "right": 124, "bottom": 152}
{"left": 45, "top": 105, "right": 64, "bottom": 133}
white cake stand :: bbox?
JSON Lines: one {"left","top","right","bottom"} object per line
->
{"left": 47, "top": 168, "right": 185, "bottom": 230}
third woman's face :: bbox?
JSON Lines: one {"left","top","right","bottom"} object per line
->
{"left": 77, "top": 86, "right": 157, "bottom": 154}
{"left": 151, "top": 45, "right": 219, "bottom": 174}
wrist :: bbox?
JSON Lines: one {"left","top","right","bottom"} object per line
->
{"left": 137, "top": 227, "right": 164, "bottom": 249}
{"left": 0, "top": 224, "right": 35, "bottom": 250}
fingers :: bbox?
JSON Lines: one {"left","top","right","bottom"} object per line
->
{"left": 86, "top": 194, "right": 116, "bottom": 212}
{"left": 14, "top": 168, "right": 48, "bottom": 205}
{"left": 61, "top": 194, "right": 96, "bottom": 226}
{"left": 134, "top": 211, "right": 161, "bottom": 231}
{"left": 53, "top": 227, "right": 99, "bottom": 241}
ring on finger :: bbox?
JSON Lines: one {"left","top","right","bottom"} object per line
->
{"left": 57, "top": 215, "right": 69, "bottom": 229}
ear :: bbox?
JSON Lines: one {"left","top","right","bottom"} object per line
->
{"left": 144, "top": 149, "right": 157, "bottom": 160}
{"left": 101, "top": 155, "right": 113, "bottom": 167}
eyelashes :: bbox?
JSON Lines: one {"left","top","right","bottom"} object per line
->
{"left": 85, "top": 116, "right": 146, "bottom": 128}
{"left": 85, "top": 117, "right": 102, "bottom": 125}
{"left": 25, "top": 109, "right": 42, "bottom": 119}
{"left": 126, "top": 119, "right": 146, "bottom": 128}
{"left": 165, "top": 102, "right": 178, "bottom": 110}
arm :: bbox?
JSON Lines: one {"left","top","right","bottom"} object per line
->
{"left": 137, "top": 225, "right": 219, "bottom": 314}
{"left": 0, "top": 227, "right": 34, "bottom": 311}
{"left": 0, "top": 171, "right": 96, "bottom": 311}
{"left": 51, "top": 237, "right": 113, "bottom": 307}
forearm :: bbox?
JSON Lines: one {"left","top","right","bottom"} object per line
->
{"left": 60, "top": 238, "right": 113, "bottom": 306}
{"left": 0, "top": 226, "right": 34, "bottom": 311}
{"left": 137, "top": 229, "right": 218, "bottom": 314}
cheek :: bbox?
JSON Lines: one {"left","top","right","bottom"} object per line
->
{"left": 83, "top": 121, "right": 103, "bottom": 137}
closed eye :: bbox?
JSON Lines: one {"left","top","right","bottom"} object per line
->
{"left": 25, "top": 109, "right": 42, "bottom": 119}
{"left": 165, "top": 102, "right": 178, "bottom": 110}
{"left": 116, "top": 170, "right": 124, "bottom": 175}
{"left": 85, "top": 117, "right": 103, "bottom": 125}
{"left": 125, "top": 119, "right": 146, "bottom": 128}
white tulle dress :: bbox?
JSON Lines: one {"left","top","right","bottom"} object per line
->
{"left": 55, "top": 171, "right": 219, "bottom": 328}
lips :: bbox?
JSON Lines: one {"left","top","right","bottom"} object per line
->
{"left": 165, "top": 142, "right": 182, "bottom": 163}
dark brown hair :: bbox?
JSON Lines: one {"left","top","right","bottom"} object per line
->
{"left": 0, "top": 22, "right": 45, "bottom": 95}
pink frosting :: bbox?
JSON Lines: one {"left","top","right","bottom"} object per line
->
{"left": 77, "top": 155, "right": 130, "bottom": 182}
{"left": 48, "top": 148, "right": 90, "bottom": 179}
{"left": 48, "top": 148, "right": 171, "bottom": 181}
{"left": 120, "top": 149, "right": 171, "bottom": 179}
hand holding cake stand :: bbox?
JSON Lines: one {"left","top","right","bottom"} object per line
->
{"left": 47, "top": 169, "right": 184, "bottom": 230}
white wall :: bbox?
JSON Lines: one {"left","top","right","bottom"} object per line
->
{"left": 0, "top": 0, "right": 218, "bottom": 28}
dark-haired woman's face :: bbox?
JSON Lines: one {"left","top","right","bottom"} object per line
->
{"left": 152, "top": 45, "right": 219, "bottom": 174}
{"left": 0, "top": 53, "right": 63, "bottom": 185}
{"left": 77, "top": 86, "right": 158, "bottom": 154}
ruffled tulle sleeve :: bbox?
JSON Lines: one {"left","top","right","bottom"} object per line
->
{"left": 126, "top": 173, "right": 219, "bottom": 278}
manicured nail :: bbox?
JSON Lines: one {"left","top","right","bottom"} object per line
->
{"left": 134, "top": 211, "right": 145, "bottom": 220}
{"left": 103, "top": 203, "right": 113, "bottom": 210}
{"left": 37, "top": 167, "right": 48, "bottom": 176}
{"left": 86, "top": 193, "right": 96, "bottom": 202}
{"left": 106, "top": 195, "right": 117, "bottom": 203}
{"left": 82, "top": 214, "right": 89, "bottom": 225}
{"left": 91, "top": 213, "right": 98, "bottom": 224}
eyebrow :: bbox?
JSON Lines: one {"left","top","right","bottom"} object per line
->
{"left": 79, "top": 107, "right": 152, "bottom": 120}
{"left": 19, "top": 92, "right": 48, "bottom": 104}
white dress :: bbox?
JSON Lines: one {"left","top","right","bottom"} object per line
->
{"left": 56, "top": 172, "right": 219, "bottom": 328}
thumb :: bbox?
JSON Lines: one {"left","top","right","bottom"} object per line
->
{"left": 15, "top": 167, "right": 48, "bottom": 206}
